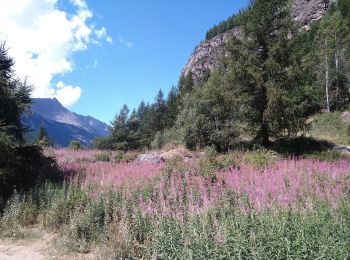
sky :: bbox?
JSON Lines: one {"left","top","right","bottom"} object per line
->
{"left": 0, "top": 0, "right": 249, "bottom": 124}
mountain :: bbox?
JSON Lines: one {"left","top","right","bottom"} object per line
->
{"left": 23, "top": 98, "right": 110, "bottom": 147}
{"left": 182, "top": 0, "right": 333, "bottom": 84}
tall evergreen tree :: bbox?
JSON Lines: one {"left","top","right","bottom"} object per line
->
{"left": 225, "top": 0, "right": 318, "bottom": 144}
{"left": 151, "top": 89, "right": 166, "bottom": 132}
{"left": 165, "top": 86, "right": 179, "bottom": 127}
{"left": 110, "top": 104, "right": 130, "bottom": 151}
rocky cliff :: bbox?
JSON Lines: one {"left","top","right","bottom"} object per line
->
{"left": 183, "top": 0, "right": 332, "bottom": 83}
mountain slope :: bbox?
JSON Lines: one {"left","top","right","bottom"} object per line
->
{"left": 23, "top": 98, "right": 110, "bottom": 147}
{"left": 183, "top": 0, "right": 332, "bottom": 83}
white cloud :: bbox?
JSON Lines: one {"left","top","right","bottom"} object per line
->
{"left": 70, "top": 0, "right": 87, "bottom": 9}
{"left": 0, "top": 0, "right": 112, "bottom": 107}
{"left": 53, "top": 81, "right": 82, "bottom": 107}
{"left": 106, "top": 36, "right": 113, "bottom": 44}
{"left": 118, "top": 37, "right": 134, "bottom": 49}
{"left": 95, "top": 26, "right": 107, "bottom": 39}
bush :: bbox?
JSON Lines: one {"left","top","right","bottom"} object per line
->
{"left": 95, "top": 153, "right": 110, "bottom": 162}
{"left": 164, "top": 156, "right": 187, "bottom": 175}
{"left": 243, "top": 148, "right": 277, "bottom": 167}
{"left": 114, "top": 151, "right": 137, "bottom": 163}
{"left": 151, "top": 131, "right": 165, "bottom": 149}
{"left": 69, "top": 140, "right": 83, "bottom": 150}
{"left": 0, "top": 145, "right": 62, "bottom": 205}
{"left": 216, "top": 153, "right": 238, "bottom": 170}
{"left": 199, "top": 146, "right": 219, "bottom": 177}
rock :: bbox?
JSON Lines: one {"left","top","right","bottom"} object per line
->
{"left": 183, "top": 0, "right": 332, "bottom": 84}
{"left": 341, "top": 111, "right": 350, "bottom": 123}
{"left": 137, "top": 148, "right": 195, "bottom": 163}
{"left": 136, "top": 153, "right": 164, "bottom": 163}
{"left": 333, "top": 145, "right": 350, "bottom": 154}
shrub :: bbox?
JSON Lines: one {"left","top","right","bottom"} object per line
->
{"left": 1, "top": 193, "right": 38, "bottom": 231}
{"left": 69, "top": 140, "right": 82, "bottom": 150}
{"left": 164, "top": 155, "right": 187, "bottom": 175}
{"left": 94, "top": 153, "right": 110, "bottom": 162}
{"left": 199, "top": 146, "right": 219, "bottom": 177}
{"left": 0, "top": 145, "right": 62, "bottom": 205}
{"left": 243, "top": 148, "right": 277, "bottom": 167}
{"left": 114, "top": 151, "right": 137, "bottom": 163}
{"left": 151, "top": 131, "right": 165, "bottom": 149}
{"left": 216, "top": 153, "right": 238, "bottom": 170}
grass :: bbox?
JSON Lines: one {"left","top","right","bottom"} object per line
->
{"left": 310, "top": 111, "right": 350, "bottom": 145}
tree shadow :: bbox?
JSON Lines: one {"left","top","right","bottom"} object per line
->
{"left": 270, "top": 137, "right": 335, "bottom": 157}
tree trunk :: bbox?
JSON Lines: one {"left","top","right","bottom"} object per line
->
{"left": 261, "top": 121, "right": 270, "bottom": 146}
{"left": 335, "top": 48, "right": 340, "bottom": 110}
{"left": 325, "top": 54, "right": 330, "bottom": 112}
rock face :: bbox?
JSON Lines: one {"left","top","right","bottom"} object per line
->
{"left": 183, "top": 0, "right": 332, "bottom": 83}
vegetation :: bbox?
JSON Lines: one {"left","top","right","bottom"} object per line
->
{"left": 1, "top": 0, "right": 350, "bottom": 258}
{"left": 94, "top": 0, "right": 350, "bottom": 153}
{"left": 0, "top": 42, "right": 60, "bottom": 206}
{"left": 36, "top": 126, "right": 54, "bottom": 147}
{"left": 310, "top": 112, "right": 350, "bottom": 145}
{"left": 205, "top": 13, "right": 241, "bottom": 40}
{"left": 69, "top": 140, "right": 83, "bottom": 150}
{"left": 0, "top": 149, "right": 349, "bottom": 258}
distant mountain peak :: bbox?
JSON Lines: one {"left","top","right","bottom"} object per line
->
{"left": 23, "top": 98, "right": 110, "bottom": 147}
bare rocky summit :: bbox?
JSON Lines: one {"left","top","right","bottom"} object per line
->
{"left": 183, "top": 0, "right": 333, "bottom": 83}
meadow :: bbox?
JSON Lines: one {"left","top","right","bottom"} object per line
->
{"left": 1, "top": 148, "right": 349, "bottom": 259}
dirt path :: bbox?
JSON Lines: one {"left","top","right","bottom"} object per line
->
{"left": 0, "top": 234, "right": 95, "bottom": 260}
{"left": 0, "top": 237, "right": 48, "bottom": 260}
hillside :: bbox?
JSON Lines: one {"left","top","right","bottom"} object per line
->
{"left": 23, "top": 98, "right": 110, "bottom": 147}
{"left": 183, "top": 0, "right": 333, "bottom": 83}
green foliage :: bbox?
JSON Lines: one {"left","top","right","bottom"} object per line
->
{"left": 315, "top": 10, "right": 350, "bottom": 111}
{"left": 0, "top": 42, "right": 61, "bottom": 206}
{"left": 199, "top": 146, "right": 219, "bottom": 177}
{"left": 243, "top": 148, "right": 277, "bottom": 167}
{"left": 69, "top": 140, "right": 82, "bottom": 150}
{"left": 36, "top": 126, "right": 54, "bottom": 147}
{"left": 310, "top": 112, "right": 350, "bottom": 145}
{"left": 1, "top": 182, "right": 349, "bottom": 258}
{"left": 304, "top": 150, "right": 346, "bottom": 162}
{"left": 151, "top": 131, "right": 165, "bottom": 149}
{"left": 92, "top": 137, "right": 111, "bottom": 150}
{"left": 164, "top": 155, "right": 187, "bottom": 175}
{"left": 206, "top": 13, "right": 241, "bottom": 40}
{"left": 113, "top": 151, "right": 137, "bottom": 163}
{"left": 94, "top": 153, "right": 110, "bottom": 162}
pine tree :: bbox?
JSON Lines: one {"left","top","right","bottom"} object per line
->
{"left": 226, "top": 0, "right": 317, "bottom": 144}
{"left": 151, "top": 89, "right": 166, "bottom": 132}
{"left": 165, "top": 86, "right": 179, "bottom": 127}
{"left": 37, "top": 126, "right": 54, "bottom": 147}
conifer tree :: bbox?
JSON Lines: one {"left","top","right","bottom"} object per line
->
{"left": 226, "top": 0, "right": 317, "bottom": 144}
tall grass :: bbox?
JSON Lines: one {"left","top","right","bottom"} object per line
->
{"left": 1, "top": 149, "right": 349, "bottom": 258}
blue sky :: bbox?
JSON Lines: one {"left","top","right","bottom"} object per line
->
{"left": 0, "top": 0, "right": 249, "bottom": 124}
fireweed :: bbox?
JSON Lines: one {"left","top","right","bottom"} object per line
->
{"left": 1, "top": 148, "right": 348, "bottom": 258}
